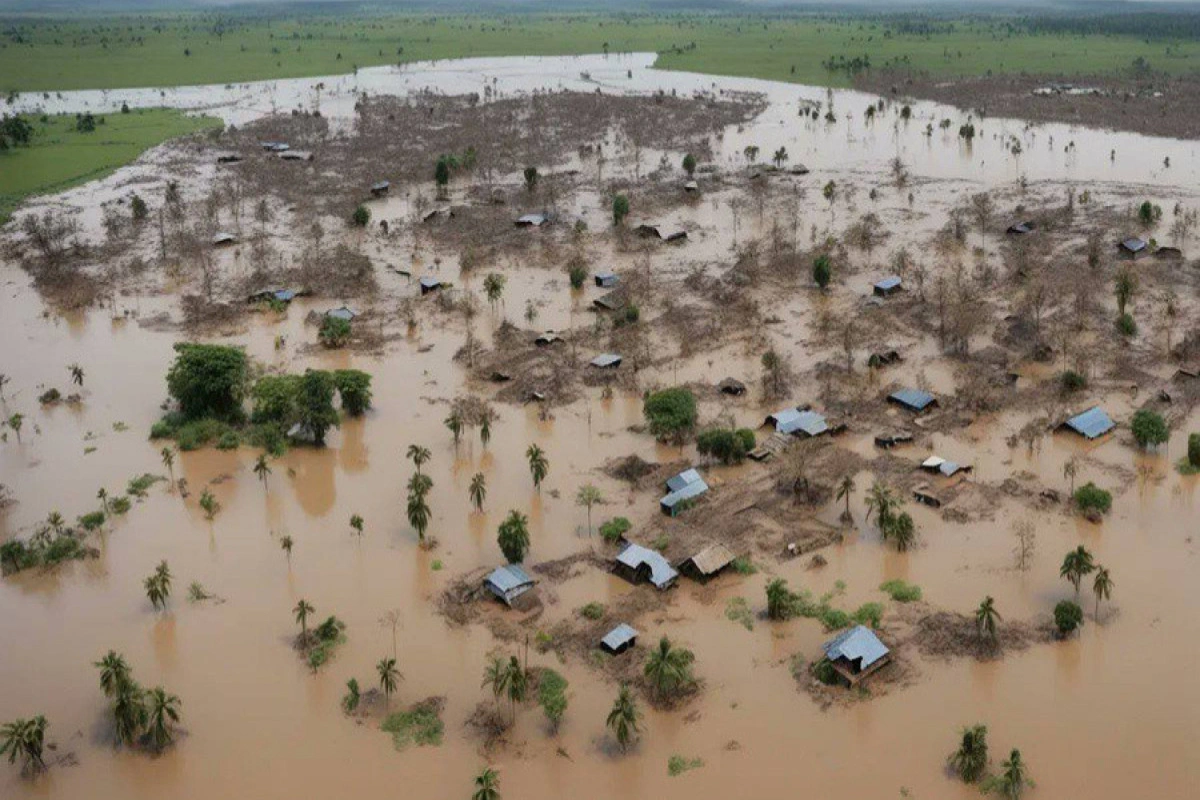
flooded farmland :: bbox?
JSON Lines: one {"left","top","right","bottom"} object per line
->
{"left": 2, "top": 53, "right": 1199, "bottom": 800}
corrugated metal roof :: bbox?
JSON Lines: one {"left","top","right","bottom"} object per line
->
{"left": 616, "top": 543, "right": 678, "bottom": 589}
{"left": 661, "top": 477, "right": 708, "bottom": 510}
{"left": 823, "top": 625, "right": 889, "bottom": 668}
{"left": 684, "top": 543, "right": 735, "bottom": 576}
{"left": 485, "top": 565, "right": 535, "bottom": 594}
{"left": 889, "top": 388, "right": 936, "bottom": 412}
{"left": 594, "top": 271, "right": 619, "bottom": 287}
{"left": 768, "top": 407, "right": 802, "bottom": 431}
{"left": 272, "top": 289, "right": 296, "bottom": 302}
{"left": 875, "top": 275, "right": 902, "bottom": 291}
{"left": 371, "top": 180, "right": 390, "bottom": 191}
{"left": 666, "top": 468, "right": 702, "bottom": 493}
{"left": 591, "top": 353, "right": 622, "bottom": 368}
{"left": 1121, "top": 237, "right": 1147, "bottom": 253}
{"left": 779, "top": 410, "right": 828, "bottom": 437}
{"left": 1064, "top": 407, "right": 1115, "bottom": 439}
{"left": 517, "top": 213, "right": 547, "bottom": 226}
{"left": 325, "top": 306, "right": 358, "bottom": 321}
{"left": 601, "top": 623, "right": 638, "bottom": 651}
{"left": 419, "top": 276, "right": 441, "bottom": 289}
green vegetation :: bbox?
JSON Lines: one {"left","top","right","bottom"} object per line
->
{"left": 1054, "top": 600, "right": 1084, "bottom": 636}
{"left": 812, "top": 254, "right": 832, "bottom": 289}
{"left": 1116, "top": 312, "right": 1137, "bottom": 337}
{"left": 305, "top": 616, "right": 347, "bottom": 671}
{"left": 606, "top": 684, "right": 640, "bottom": 753}
{"left": 0, "top": 714, "right": 48, "bottom": 774}
{"left": 1060, "top": 370, "right": 1087, "bottom": 392}
{"left": 724, "top": 596, "right": 754, "bottom": 631}
{"left": 318, "top": 316, "right": 352, "bottom": 348}
{"left": 579, "top": 601, "right": 606, "bottom": 620}
{"left": 380, "top": 701, "right": 444, "bottom": 750}
{"left": 696, "top": 427, "right": 756, "bottom": 464}
{"left": 642, "top": 387, "right": 698, "bottom": 442}
{"left": 766, "top": 578, "right": 877, "bottom": 631}
{"left": 0, "top": 518, "right": 93, "bottom": 575}
{"left": 93, "top": 651, "right": 181, "bottom": 752}
{"left": 948, "top": 724, "right": 990, "bottom": 784}
{"left": 0, "top": 109, "right": 219, "bottom": 224}
{"left": 667, "top": 754, "right": 704, "bottom": 777}
{"left": 879, "top": 579, "right": 922, "bottom": 603}
{"left": 166, "top": 344, "right": 248, "bottom": 421}
{"left": 612, "top": 193, "right": 630, "bottom": 226}
{"left": 497, "top": 510, "right": 531, "bottom": 563}
{"left": 730, "top": 556, "right": 757, "bottom": 575}
{"left": 643, "top": 636, "right": 695, "bottom": 700}
{"left": 1073, "top": 483, "right": 1112, "bottom": 516}
{"left": 599, "top": 516, "right": 631, "bottom": 544}
{"left": 1181, "top": 433, "right": 1200, "bottom": 475}
{"left": 1130, "top": 409, "right": 1169, "bottom": 449}
{"left": 536, "top": 668, "right": 568, "bottom": 733}
{"left": 350, "top": 204, "right": 370, "bottom": 227}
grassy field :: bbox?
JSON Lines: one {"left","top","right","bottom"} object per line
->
{"left": 1, "top": 13, "right": 1198, "bottom": 94}
{"left": 0, "top": 108, "right": 220, "bottom": 224}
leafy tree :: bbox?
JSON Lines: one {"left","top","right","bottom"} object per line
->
{"left": 350, "top": 205, "right": 370, "bottom": 227}
{"left": 1130, "top": 409, "right": 1169, "bottom": 449}
{"left": 643, "top": 636, "right": 695, "bottom": 699}
{"left": 606, "top": 685, "right": 640, "bottom": 753}
{"left": 1054, "top": 600, "right": 1084, "bottom": 637}
{"left": 166, "top": 343, "right": 248, "bottom": 420}
{"left": 333, "top": 370, "right": 372, "bottom": 416}
{"left": 319, "top": 316, "right": 352, "bottom": 348}
{"left": 1116, "top": 312, "right": 1137, "bottom": 337}
{"left": 250, "top": 374, "right": 301, "bottom": 424}
{"left": 696, "top": 427, "right": 755, "bottom": 464}
{"left": 612, "top": 194, "right": 630, "bottom": 225}
{"left": 145, "top": 687, "right": 180, "bottom": 752}
{"left": 377, "top": 657, "right": 400, "bottom": 708}
{"left": 642, "top": 388, "right": 697, "bottom": 442}
{"left": 599, "top": 517, "right": 631, "bottom": 544}
{"left": 294, "top": 599, "right": 314, "bottom": 643}
{"left": 526, "top": 444, "right": 549, "bottom": 491}
{"left": 473, "top": 766, "right": 501, "bottom": 800}
{"left": 0, "top": 715, "right": 47, "bottom": 774}
{"left": 812, "top": 254, "right": 832, "bottom": 288}
{"left": 948, "top": 724, "right": 989, "bottom": 783}
{"left": 537, "top": 669, "right": 568, "bottom": 733}
{"left": 766, "top": 578, "right": 799, "bottom": 620}
{"left": 297, "top": 369, "right": 339, "bottom": 445}
{"left": 1073, "top": 483, "right": 1111, "bottom": 515}
{"left": 497, "top": 510, "right": 530, "bottom": 563}
{"left": 130, "top": 194, "right": 148, "bottom": 222}
{"left": 568, "top": 262, "right": 587, "bottom": 289}
{"left": 975, "top": 596, "right": 1000, "bottom": 642}
{"left": 576, "top": 484, "right": 603, "bottom": 535}
{"left": 469, "top": 473, "right": 487, "bottom": 513}
{"left": 523, "top": 166, "right": 539, "bottom": 192}
{"left": 984, "top": 749, "right": 1033, "bottom": 799}
{"left": 1060, "top": 546, "right": 1096, "bottom": 597}
{"left": 434, "top": 157, "right": 450, "bottom": 191}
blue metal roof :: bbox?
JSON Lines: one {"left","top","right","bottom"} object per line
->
{"left": 273, "top": 289, "right": 296, "bottom": 302}
{"left": 889, "top": 388, "right": 936, "bottom": 412}
{"left": 779, "top": 410, "right": 828, "bottom": 437}
{"left": 325, "top": 306, "right": 357, "bottom": 321}
{"left": 484, "top": 565, "right": 535, "bottom": 597}
{"left": 875, "top": 275, "right": 902, "bottom": 291}
{"left": 823, "top": 625, "right": 889, "bottom": 668}
{"left": 616, "top": 543, "right": 678, "bottom": 589}
{"left": 601, "top": 623, "right": 638, "bottom": 651}
{"left": 1064, "top": 407, "right": 1115, "bottom": 439}
{"left": 661, "top": 478, "right": 708, "bottom": 511}
{"left": 591, "top": 353, "right": 622, "bottom": 368}
{"left": 666, "top": 468, "right": 702, "bottom": 493}
{"left": 1121, "top": 237, "right": 1147, "bottom": 252}
{"left": 419, "top": 276, "right": 441, "bottom": 289}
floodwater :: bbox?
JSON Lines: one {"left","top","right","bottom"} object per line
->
{"left": 3, "top": 54, "right": 1200, "bottom": 799}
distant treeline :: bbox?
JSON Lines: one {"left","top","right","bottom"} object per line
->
{"left": 1019, "top": 11, "right": 1200, "bottom": 41}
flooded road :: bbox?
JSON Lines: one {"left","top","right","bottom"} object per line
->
{"left": 3, "top": 55, "right": 1200, "bottom": 799}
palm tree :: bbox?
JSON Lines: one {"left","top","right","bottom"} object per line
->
{"left": 497, "top": 510, "right": 531, "bottom": 563}
{"left": 469, "top": 473, "right": 487, "bottom": 513}
{"left": 111, "top": 680, "right": 147, "bottom": 747}
{"left": 95, "top": 651, "right": 132, "bottom": 698}
{"left": 976, "top": 596, "right": 1001, "bottom": 642}
{"left": 1093, "top": 566, "right": 1113, "bottom": 620}
{"left": 0, "top": 715, "right": 48, "bottom": 774}
{"left": 835, "top": 474, "right": 855, "bottom": 522}
{"left": 145, "top": 687, "right": 180, "bottom": 752}
{"left": 606, "top": 684, "right": 640, "bottom": 753}
{"left": 280, "top": 535, "right": 294, "bottom": 561}
{"left": 865, "top": 481, "right": 898, "bottom": 527}
{"left": 483, "top": 273, "right": 506, "bottom": 312}
{"left": 7, "top": 413, "right": 23, "bottom": 444}
{"left": 68, "top": 363, "right": 84, "bottom": 387}
{"left": 772, "top": 146, "right": 789, "bottom": 168}
{"left": 407, "top": 481, "right": 432, "bottom": 543}
{"left": 199, "top": 488, "right": 218, "bottom": 520}
{"left": 145, "top": 573, "right": 166, "bottom": 610}
{"left": 481, "top": 656, "right": 509, "bottom": 716}
{"left": 504, "top": 656, "right": 526, "bottom": 723}
{"left": 473, "top": 766, "right": 501, "bottom": 800}
{"left": 526, "top": 444, "right": 548, "bottom": 491}
{"left": 294, "top": 599, "right": 314, "bottom": 644}
{"left": 988, "top": 749, "right": 1033, "bottom": 799}
{"left": 444, "top": 411, "right": 464, "bottom": 450}
{"left": 161, "top": 447, "right": 175, "bottom": 483}
{"left": 1060, "top": 546, "right": 1096, "bottom": 598}
{"left": 643, "top": 636, "right": 695, "bottom": 700}
{"left": 254, "top": 454, "right": 271, "bottom": 487}
{"left": 46, "top": 512, "right": 64, "bottom": 534}
{"left": 406, "top": 444, "right": 431, "bottom": 475}
{"left": 350, "top": 514, "right": 364, "bottom": 537}
{"left": 947, "top": 724, "right": 989, "bottom": 783}
{"left": 97, "top": 487, "right": 110, "bottom": 515}
{"left": 1062, "top": 456, "right": 1078, "bottom": 495}
{"left": 377, "top": 657, "right": 400, "bottom": 708}
{"left": 575, "top": 484, "right": 602, "bottom": 535}
{"left": 480, "top": 416, "right": 492, "bottom": 449}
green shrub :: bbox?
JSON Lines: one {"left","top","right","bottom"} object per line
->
{"left": 1073, "top": 482, "right": 1112, "bottom": 515}
{"left": 1188, "top": 433, "right": 1200, "bottom": 470}
{"left": 879, "top": 579, "right": 922, "bottom": 602}
{"left": 1054, "top": 600, "right": 1084, "bottom": 636}
{"left": 350, "top": 204, "right": 370, "bottom": 227}
{"left": 735, "top": 428, "right": 755, "bottom": 452}
{"left": 812, "top": 254, "right": 831, "bottom": 289}
{"left": 568, "top": 263, "right": 587, "bottom": 289}
{"left": 1060, "top": 370, "right": 1086, "bottom": 392}
{"left": 724, "top": 596, "right": 754, "bottom": 631}
{"left": 166, "top": 343, "right": 248, "bottom": 421}
{"left": 599, "top": 517, "right": 631, "bottom": 544}
{"left": 819, "top": 608, "right": 851, "bottom": 631}
{"left": 333, "top": 369, "right": 373, "bottom": 416}
{"left": 667, "top": 755, "right": 704, "bottom": 777}
{"left": 852, "top": 602, "right": 884, "bottom": 628}
{"left": 251, "top": 375, "right": 301, "bottom": 424}
{"left": 42, "top": 534, "right": 85, "bottom": 565}
{"left": 175, "top": 418, "right": 232, "bottom": 451}
{"left": 127, "top": 473, "right": 164, "bottom": 497}
{"left": 216, "top": 431, "right": 240, "bottom": 450}
{"left": 536, "top": 668, "right": 568, "bottom": 731}
{"left": 149, "top": 420, "right": 176, "bottom": 439}
{"left": 612, "top": 193, "right": 630, "bottom": 225}
{"left": 696, "top": 427, "right": 748, "bottom": 464}
{"left": 78, "top": 511, "right": 106, "bottom": 531}
{"left": 1116, "top": 313, "right": 1137, "bottom": 336}
{"left": 579, "top": 602, "right": 606, "bottom": 620}
{"left": 319, "top": 316, "right": 352, "bottom": 348}
{"left": 731, "top": 556, "right": 757, "bottom": 575}
{"left": 1130, "top": 409, "right": 1169, "bottom": 449}
{"left": 109, "top": 496, "right": 132, "bottom": 515}
{"left": 812, "top": 658, "right": 839, "bottom": 685}
{"left": 381, "top": 703, "right": 444, "bottom": 749}
{"left": 642, "top": 388, "right": 697, "bottom": 442}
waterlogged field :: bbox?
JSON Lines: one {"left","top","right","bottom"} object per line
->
{"left": 1, "top": 13, "right": 1198, "bottom": 92}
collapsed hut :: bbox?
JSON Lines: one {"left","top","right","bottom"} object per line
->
{"left": 515, "top": 213, "right": 549, "bottom": 228}
{"left": 419, "top": 276, "right": 443, "bottom": 295}
{"left": 1006, "top": 221, "right": 1035, "bottom": 235}
{"left": 590, "top": 353, "right": 622, "bottom": 369}
{"left": 324, "top": 306, "right": 358, "bottom": 322}
{"left": 594, "top": 271, "right": 619, "bottom": 288}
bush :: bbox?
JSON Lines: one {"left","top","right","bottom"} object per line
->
{"left": 614, "top": 304, "right": 640, "bottom": 327}
{"left": 216, "top": 430, "right": 240, "bottom": 450}
{"left": 1073, "top": 482, "right": 1112, "bottom": 515}
{"left": 612, "top": 193, "right": 630, "bottom": 225}
{"left": 812, "top": 254, "right": 832, "bottom": 289}
{"left": 1054, "top": 600, "right": 1084, "bottom": 636}
{"left": 682, "top": 153, "right": 697, "bottom": 176}
{"left": 697, "top": 427, "right": 754, "bottom": 464}
{"left": 251, "top": 375, "right": 301, "bottom": 424}
{"left": 1116, "top": 313, "right": 1137, "bottom": 336}
{"left": 1130, "top": 409, "right": 1168, "bottom": 449}
{"left": 78, "top": 511, "right": 106, "bottom": 531}
{"left": 730, "top": 556, "right": 757, "bottom": 575}
{"left": 296, "top": 369, "right": 339, "bottom": 445}
{"left": 174, "top": 418, "right": 234, "bottom": 451}
{"left": 580, "top": 602, "right": 606, "bottom": 620}
{"left": 319, "top": 316, "right": 352, "bottom": 348}
{"left": 334, "top": 369, "right": 373, "bottom": 416}
{"left": 166, "top": 343, "right": 248, "bottom": 420}
{"left": 812, "top": 658, "right": 839, "bottom": 685}
{"left": 851, "top": 602, "right": 884, "bottom": 628}
{"left": 599, "top": 517, "right": 631, "bottom": 544}
{"left": 1060, "top": 370, "right": 1086, "bottom": 392}
{"left": 879, "top": 579, "right": 922, "bottom": 602}
{"left": 350, "top": 204, "right": 370, "bottom": 227}
{"left": 642, "top": 388, "right": 697, "bottom": 442}
{"left": 1190, "top": 433, "right": 1200, "bottom": 468}
{"left": 568, "top": 263, "right": 587, "bottom": 289}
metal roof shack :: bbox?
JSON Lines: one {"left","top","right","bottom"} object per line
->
{"left": 216, "top": 153, "right": 243, "bottom": 164}
{"left": 212, "top": 232, "right": 237, "bottom": 246}
{"left": 279, "top": 150, "right": 313, "bottom": 161}
{"left": 534, "top": 332, "right": 562, "bottom": 347}
{"left": 248, "top": 288, "right": 298, "bottom": 304}
{"left": 677, "top": 543, "right": 735, "bottom": 581}
{"left": 823, "top": 625, "right": 891, "bottom": 685}
{"left": 614, "top": 543, "right": 678, "bottom": 590}
{"left": 873, "top": 276, "right": 903, "bottom": 296}
{"left": 779, "top": 409, "right": 828, "bottom": 438}
{"left": 419, "top": 276, "right": 443, "bottom": 295}
{"left": 1060, "top": 407, "right": 1115, "bottom": 440}
{"left": 921, "top": 455, "right": 971, "bottom": 478}
{"left": 261, "top": 141, "right": 290, "bottom": 152}
{"left": 1006, "top": 221, "right": 1035, "bottom": 235}
{"left": 590, "top": 353, "right": 622, "bottom": 369}
{"left": 484, "top": 565, "right": 536, "bottom": 606}
{"left": 718, "top": 377, "right": 746, "bottom": 396}
{"left": 592, "top": 292, "right": 626, "bottom": 312}
{"left": 600, "top": 623, "right": 639, "bottom": 654}
{"left": 594, "top": 271, "right": 619, "bottom": 288}
{"left": 515, "top": 213, "right": 549, "bottom": 228}
{"left": 661, "top": 469, "right": 708, "bottom": 515}
{"left": 888, "top": 388, "right": 937, "bottom": 413}
{"left": 1118, "top": 237, "right": 1148, "bottom": 258}
{"left": 874, "top": 431, "right": 914, "bottom": 449}
{"left": 370, "top": 180, "right": 390, "bottom": 197}
{"left": 325, "top": 306, "right": 358, "bottom": 322}
{"left": 684, "top": 180, "right": 699, "bottom": 192}
{"left": 635, "top": 223, "right": 687, "bottom": 242}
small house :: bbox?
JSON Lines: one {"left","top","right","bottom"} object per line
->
{"left": 260, "top": 141, "right": 290, "bottom": 152}
{"left": 1118, "top": 237, "right": 1148, "bottom": 259}
{"left": 324, "top": 306, "right": 358, "bottom": 322}
{"left": 1006, "top": 221, "right": 1035, "bottom": 236}
{"left": 614, "top": 543, "right": 678, "bottom": 590}
{"left": 534, "top": 332, "right": 562, "bottom": 347}
{"left": 779, "top": 409, "right": 828, "bottom": 438}
{"left": 677, "top": 543, "right": 735, "bottom": 581}
{"left": 920, "top": 455, "right": 971, "bottom": 478}
{"left": 590, "top": 353, "right": 622, "bottom": 369}
{"left": 419, "top": 276, "right": 443, "bottom": 295}
{"left": 212, "top": 232, "right": 237, "bottom": 247}
{"left": 684, "top": 180, "right": 699, "bottom": 192}
{"left": 484, "top": 565, "right": 536, "bottom": 606}
{"left": 592, "top": 292, "right": 626, "bottom": 312}
{"left": 873, "top": 276, "right": 903, "bottom": 297}
{"left": 718, "top": 378, "right": 746, "bottom": 396}
{"left": 874, "top": 432, "right": 914, "bottom": 449}
{"left": 1059, "top": 407, "right": 1115, "bottom": 440}
{"left": 912, "top": 484, "right": 942, "bottom": 507}
{"left": 216, "top": 153, "right": 243, "bottom": 164}
{"left": 661, "top": 468, "right": 708, "bottom": 515}
{"left": 594, "top": 271, "right": 619, "bottom": 288}
{"left": 888, "top": 388, "right": 937, "bottom": 414}
{"left": 600, "top": 623, "right": 639, "bottom": 655}
{"left": 515, "top": 213, "right": 548, "bottom": 228}
{"left": 279, "top": 150, "right": 313, "bottom": 161}
{"left": 867, "top": 350, "right": 902, "bottom": 368}
{"left": 822, "top": 625, "right": 891, "bottom": 685}
{"left": 248, "top": 288, "right": 297, "bottom": 304}
{"left": 370, "top": 180, "right": 390, "bottom": 197}
{"left": 788, "top": 163, "right": 810, "bottom": 175}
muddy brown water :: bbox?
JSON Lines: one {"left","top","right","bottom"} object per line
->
{"left": 3, "top": 55, "right": 1200, "bottom": 799}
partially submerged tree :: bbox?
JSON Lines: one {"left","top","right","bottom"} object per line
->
{"left": 497, "top": 510, "right": 531, "bottom": 563}
{"left": 948, "top": 724, "right": 989, "bottom": 783}
{"left": 575, "top": 484, "right": 602, "bottom": 535}
{"left": 0, "top": 715, "right": 48, "bottom": 775}
{"left": 606, "top": 684, "right": 640, "bottom": 753}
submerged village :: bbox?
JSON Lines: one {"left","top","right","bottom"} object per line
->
{"left": 2, "top": 53, "right": 1200, "bottom": 800}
